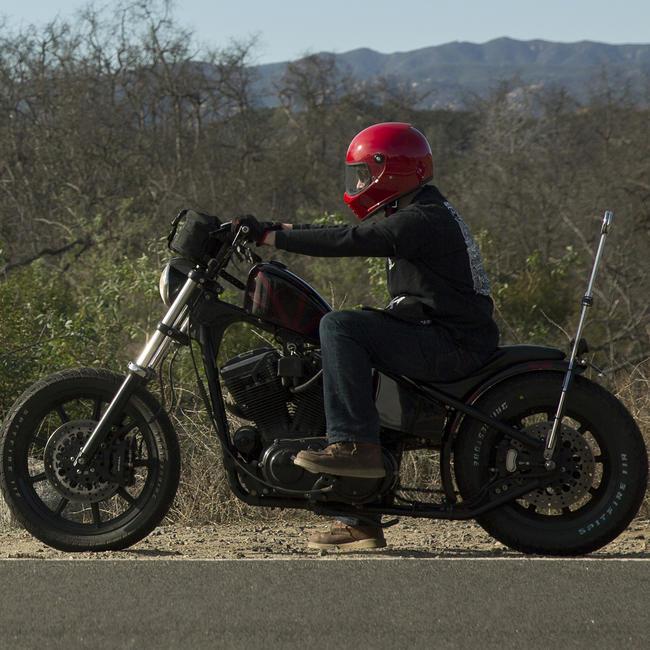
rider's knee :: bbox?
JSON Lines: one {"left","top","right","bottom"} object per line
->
{"left": 319, "top": 310, "right": 356, "bottom": 341}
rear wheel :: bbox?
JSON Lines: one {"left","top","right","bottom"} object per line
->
{"left": 0, "top": 368, "right": 180, "bottom": 551}
{"left": 454, "top": 372, "right": 648, "bottom": 555}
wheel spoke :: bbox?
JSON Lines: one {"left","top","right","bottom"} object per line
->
{"left": 92, "top": 399, "right": 103, "bottom": 422}
{"left": 55, "top": 497, "right": 69, "bottom": 516}
{"left": 56, "top": 404, "right": 69, "bottom": 424}
{"left": 29, "top": 472, "right": 47, "bottom": 484}
{"left": 91, "top": 502, "right": 101, "bottom": 527}
{"left": 118, "top": 487, "right": 136, "bottom": 505}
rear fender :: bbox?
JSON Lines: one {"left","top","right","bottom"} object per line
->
{"left": 439, "top": 359, "right": 585, "bottom": 503}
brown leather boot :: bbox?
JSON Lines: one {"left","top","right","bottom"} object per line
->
{"left": 307, "top": 521, "right": 386, "bottom": 551}
{"left": 293, "top": 442, "right": 386, "bottom": 478}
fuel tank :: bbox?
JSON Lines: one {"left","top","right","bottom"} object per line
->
{"left": 244, "top": 262, "right": 331, "bottom": 341}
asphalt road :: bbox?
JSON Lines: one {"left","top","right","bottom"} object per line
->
{"left": 0, "top": 558, "right": 648, "bottom": 649}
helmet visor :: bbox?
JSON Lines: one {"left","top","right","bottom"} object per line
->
{"left": 345, "top": 163, "right": 372, "bottom": 196}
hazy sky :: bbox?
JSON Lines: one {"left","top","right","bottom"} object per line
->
{"left": 1, "top": 0, "right": 648, "bottom": 64}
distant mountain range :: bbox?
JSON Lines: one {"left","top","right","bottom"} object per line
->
{"left": 252, "top": 37, "right": 650, "bottom": 109}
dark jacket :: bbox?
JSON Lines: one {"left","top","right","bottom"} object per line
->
{"left": 274, "top": 185, "right": 499, "bottom": 352}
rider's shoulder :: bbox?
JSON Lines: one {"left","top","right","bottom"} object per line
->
{"left": 395, "top": 199, "right": 453, "bottom": 228}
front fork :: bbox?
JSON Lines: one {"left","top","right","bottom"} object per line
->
{"left": 73, "top": 272, "right": 199, "bottom": 467}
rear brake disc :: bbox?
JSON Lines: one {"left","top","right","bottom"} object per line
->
{"left": 508, "top": 422, "right": 596, "bottom": 509}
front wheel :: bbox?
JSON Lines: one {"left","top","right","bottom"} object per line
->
{"left": 454, "top": 372, "right": 648, "bottom": 555}
{"left": 0, "top": 368, "right": 180, "bottom": 551}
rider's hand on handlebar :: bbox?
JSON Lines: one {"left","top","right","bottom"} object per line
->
{"left": 231, "top": 215, "right": 283, "bottom": 246}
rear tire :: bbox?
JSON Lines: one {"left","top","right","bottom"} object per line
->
{"left": 0, "top": 368, "right": 180, "bottom": 551}
{"left": 454, "top": 372, "right": 648, "bottom": 555}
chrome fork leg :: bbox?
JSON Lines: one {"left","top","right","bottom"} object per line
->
{"left": 74, "top": 274, "right": 198, "bottom": 466}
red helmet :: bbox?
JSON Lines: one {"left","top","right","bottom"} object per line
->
{"left": 343, "top": 122, "right": 434, "bottom": 220}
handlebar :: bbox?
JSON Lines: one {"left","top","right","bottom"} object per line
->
{"left": 211, "top": 220, "right": 252, "bottom": 245}
{"left": 204, "top": 222, "right": 261, "bottom": 288}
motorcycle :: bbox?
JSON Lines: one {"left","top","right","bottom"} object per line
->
{"left": 1, "top": 210, "right": 646, "bottom": 555}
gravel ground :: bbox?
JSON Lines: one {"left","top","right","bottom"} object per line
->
{"left": 0, "top": 517, "right": 648, "bottom": 560}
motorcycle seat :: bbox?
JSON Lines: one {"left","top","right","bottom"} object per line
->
{"left": 422, "top": 344, "right": 566, "bottom": 399}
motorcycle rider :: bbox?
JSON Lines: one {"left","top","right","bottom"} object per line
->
{"left": 234, "top": 122, "right": 499, "bottom": 550}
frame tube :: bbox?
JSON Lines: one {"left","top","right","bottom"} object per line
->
{"left": 385, "top": 372, "right": 545, "bottom": 450}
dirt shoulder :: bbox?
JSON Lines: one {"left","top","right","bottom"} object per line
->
{"left": 0, "top": 518, "right": 648, "bottom": 560}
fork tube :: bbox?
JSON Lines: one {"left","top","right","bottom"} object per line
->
{"left": 75, "top": 274, "right": 199, "bottom": 466}
{"left": 148, "top": 313, "right": 190, "bottom": 369}
{"left": 133, "top": 279, "right": 197, "bottom": 370}
{"left": 543, "top": 211, "right": 613, "bottom": 462}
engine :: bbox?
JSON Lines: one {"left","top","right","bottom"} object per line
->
{"left": 220, "top": 347, "right": 326, "bottom": 444}
{"left": 221, "top": 346, "right": 397, "bottom": 504}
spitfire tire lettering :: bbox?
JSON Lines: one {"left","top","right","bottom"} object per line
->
{"left": 578, "top": 453, "right": 630, "bottom": 535}
{"left": 473, "top": 401, "right": 508, "bottom": 466}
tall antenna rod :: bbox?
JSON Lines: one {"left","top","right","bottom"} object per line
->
{"left": 543, "top": 210, "right": 614, "bottom": 465}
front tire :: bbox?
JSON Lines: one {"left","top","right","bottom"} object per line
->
{"left": 454, "top": 372, "right": 648, "bottom": 555}
{"left": 0, "top": 368, "right": 180, "bottom": 551}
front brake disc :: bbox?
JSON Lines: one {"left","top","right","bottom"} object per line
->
{"left": 43, "top": 420, "right": 120, "bottom": 503}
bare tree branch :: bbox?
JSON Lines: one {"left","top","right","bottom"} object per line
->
{"left": 1, "top": 237, "right": 91, "bottom": 276}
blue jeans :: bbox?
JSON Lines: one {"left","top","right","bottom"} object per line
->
{"left": 320, "top": 309, "right": 491, "bottom": 445}
{"left": 319, "top": 309, "right": 493, "bottom": 529}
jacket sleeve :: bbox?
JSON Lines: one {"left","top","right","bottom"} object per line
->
{"left": 274, "top": 223, "right": 395, "bottom": 257}
{"left": 275, "top": 209, "right": 428, "bottom": 258}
